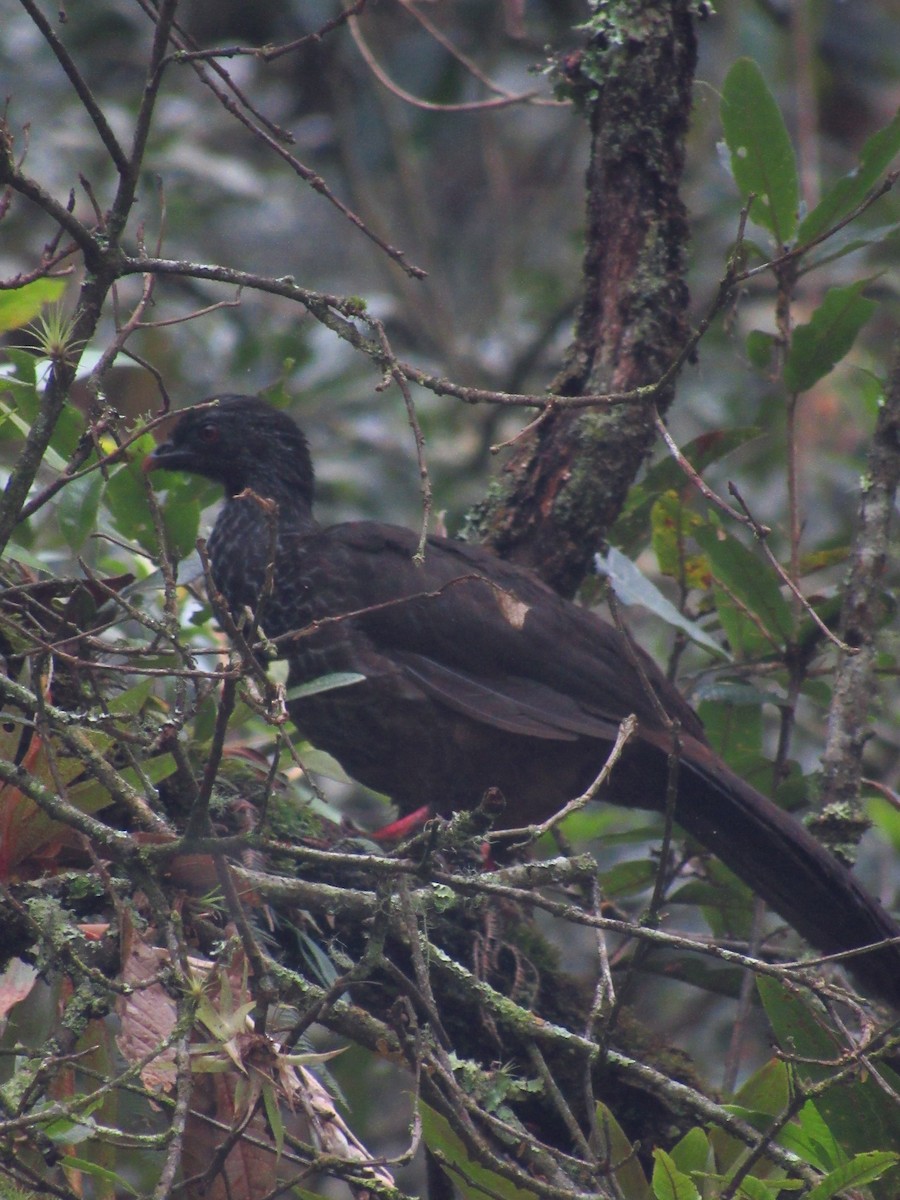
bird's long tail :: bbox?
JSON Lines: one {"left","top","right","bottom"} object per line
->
{"left": 670, "top": 744, "right": 900, "bottom": 1007}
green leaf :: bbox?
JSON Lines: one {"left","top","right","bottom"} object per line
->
{"left": 670, "top": 863, "right": 755, "bottom": 939}
{"left": 559, "top": 806, "right": 657, "bottom": 845}
{"left": 1, "top": 374, "right": 85, "bottom": 462}
{"left": 757, "top": 977, "right": 900, "bottom": 1196}
{"left": 67, "top": 754, "right": 177, "bottom": 812}
{"left": 733, "top": 1177, "right": 791, "bottom": 1199}
{"left": 147, "top": 465, "right": 213, "bottom": 559}
{"left": 105, "top": 449, "right": 164, "bottom": 556}
{"left": 638, "top": 953, "right": 744, "bottom": 1000}
{"left": 56, "top": 1157, "right": 139, "bottom": 1196}
{"left": 868, "top": 794, "right": 900, "bottom": 854}
{"left": 598, "top": 858, "right": 659, "bottom": 899}
{"left": 0, "top": 279, "right": 67, "bottom": 333}
{"left": 612, "top": 428, "right": 761, "bottom": 554}
{"left": 799, "top": 109, "right": 900, "bottom": 244}
{"left": 710, "top": 1058, "right": 790, "bottom": 1173}
{"left": 721, "top": 58, "right": 798, "bottom": 244}
{"left": 107, "top": 436, "right": 209, "bottom": 558}
{"left": 697, "top": 691, "right": 763, "bottom": 765}
{"left": 261, "top": 1081, "right": 284, "bottom": 1160}
{"left": 596, "top": 547, "right": 725, "bottom": 657}
{"left": 651, "top": 1147, "right": 701, "bottom": 1200}
{"left": 594, "top": 1102, "right": 652, "bottom": 1200}
{"left": 106, "top": 678, "right": 155, "bottom": 716}
{"left": 803, "top": 223, "right": 900, "bottom": 274}
{"left": 668, "top": 1127, "right": 710, "bottom": 1179}
{"left": 778, "top": 1101, "right": 845, "bottom": 1174}
{"left": 746, "top": 330, "right": 778, "bottom": 372}
{"left": 804, "top": 1152, "right": 900, "bottom": 1200}
{"left": 56, "top": 472, "right": 104, "bottom": 552}
{"left": 783, "top": 282, "right": 877, "bottom": 394}
{"left": 692, "top": 525, "right": 793, "bottom": 654}
{"left": 0, "top": 402, "right": 67, "bottom": 471}
{"left": 8, "top": 347, "right": 39, "bottom": 386}
{"left": 285, "top": 673, "right": 366, "bottom": 701}
{"left": 650, "top": 492, "right": 713, "bottom": 593}
{"left": 420, "top": 1101, "right": 539, "bottom": 1200}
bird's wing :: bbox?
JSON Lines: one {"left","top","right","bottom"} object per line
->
{"left": 392, "top": 652, "right": 622, "bottom": 741}
{"left": 290, "top": 522, "right": 703, "bottom": 741}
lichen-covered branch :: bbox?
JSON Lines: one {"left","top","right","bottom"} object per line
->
{"left": 470, "top": 0, "right": 697, "bottom": 596}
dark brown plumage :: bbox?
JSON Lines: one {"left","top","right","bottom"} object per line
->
{"left": 146, "top": 394, "right": 900, "bottom": 1005}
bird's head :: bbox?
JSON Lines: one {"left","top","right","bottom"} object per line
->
{"left": 144, "top": 394, "right": 315, "bottom": 505}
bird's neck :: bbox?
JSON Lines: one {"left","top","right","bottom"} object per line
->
{"left": 207, "top": 486, "right": 317, "bottom": 634}
{"left": 225, "top": 473, "right": 316, "bottom": 533}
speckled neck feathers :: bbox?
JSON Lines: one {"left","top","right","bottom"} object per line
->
{"left": 206, "top": 488, "right": 316, "bottom": 642}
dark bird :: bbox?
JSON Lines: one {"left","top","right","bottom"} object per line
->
{"left": 146, "top": 394, "right": 900, "bottom": 1004}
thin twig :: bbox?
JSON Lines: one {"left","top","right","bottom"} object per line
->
{"left": 129, "top": 1, "right": 426, "bottom": 278}
{"left": 653, "top": 409, "right": 765, "bottom": 531}
{"left": 490, "top": 714, "right": 637, "bottom": 844}
{"left": 727, "top": 482, "right": 853, "bottom": 653}
{"left": 372, "top": 317, "right": 433, "bottom": 558}
{"left": 349, "top": 14, "right": 550, "bottom": 113}
{"left": 17, "top": 0, "right": 129, "bottom": 174}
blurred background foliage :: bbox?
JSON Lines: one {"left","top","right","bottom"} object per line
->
{"left": 2, "top": 1, "right": 900, "bottom": 1197}
{"left": 1, "top": 0, "right": 894, "bottom": 531}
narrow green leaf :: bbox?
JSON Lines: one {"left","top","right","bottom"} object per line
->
{"left": 799, "top": 109, "right": 900, "bottom": 244}
{"left": 692, "top": 525, "right": 793, "bottom": 652}
{"left": 777, "top": 1101, "right": 845, "bottom": 1174}
{"left": 594, "top": 1102, "right": 652, "bottom": 1200}
{"left": 0, "top": 404, "right": 68, "bottom": 470}
{"left": 651, "top": 1147, "right": 701, "bottom": 1200}
{"left": 105, "top": 453, "right": 160, "bottom": 554}
{"left": 868, "top": 793, "right": 900, "bottom": 853}
{"left": 804, "top": 1151, "right": 900, "bottom": 1200}
{"left": 804, "top": 223, "right": 900, "bottom": 273}
{"left": 159, "top": 493, "right": 202, "bottom": 560}
{"left": 721, "top": 58, "right": 799, "bottom": 244}
{"left": 107, "top": 678, "right": 155, "bottom": 716}
{"left": 0, "top": 347, "right": 39, "bottom": 391}
{"left": 68, "top": 754, "right": 177, "bottom": 812}
{"left": 672, "top": 864, "right": 755, "bottom": 939}
{"left": 149, "top": 469, "right": 212, "bottom": 559}
{"left": 261, "top": 1081, "right": 284, "bottom": 1160}
{"left": 285, "top": 672, "right": 366, "bottom": 701}
{"left": 420, "top": 1101, "right": 539, "bottom": 1200}
{"left": 108, "top": 435, "right": 208, "bottom": 558}
{"left": 57, "top": 1157, "right": 140, "bottom": 1196}
{"left": 0, "top": 278, "right": 67, "bottom": 332}
{"left": 596, "top": 548, "right": 725, "bottom": 656}
{"left": 598, "top": 858, "right": 659, "bottom": 899}
{"left": 783, "top": 282, "right": 877, "bottom": 393}
{"left": 56, "top": 472, "right": 104, "bottom": 552}
{"left": 650, "top": 492, "right": 714, "bottom": 594}
{"left": 692, "top": 716, "right": 801, "bottom": 808}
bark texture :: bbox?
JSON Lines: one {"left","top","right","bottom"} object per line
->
{"left": 472, "top": 1, "right": 697, "bottom": 598}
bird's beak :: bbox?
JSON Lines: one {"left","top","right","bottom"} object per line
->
{"left": 141, "top": 445, "right": 165, "bottom": 474}
{"left": 141, "top": 440, "right": 186, "bottom": 473}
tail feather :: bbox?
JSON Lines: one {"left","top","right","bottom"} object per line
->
{"left": 677, "top": 748, "right": 900, "bottom": 1006}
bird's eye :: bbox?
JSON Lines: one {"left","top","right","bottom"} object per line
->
{"left": 198, "top": 424, "right": 219, "bottom": 444}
